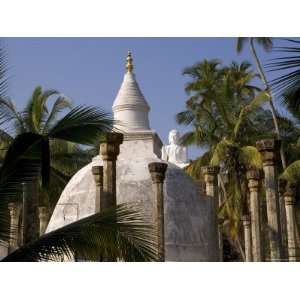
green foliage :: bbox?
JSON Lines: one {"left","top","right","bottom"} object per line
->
{"left": 2, "top": 204, "right": 157, "bottom": 262}
{"left": 236, "top": 37, "right": 273, "bottom": 53}
{"left": 267, "top": 39, "right": 300, "bottom": 103}
{"left": 281, "top": 160, "right": 300, "bottom": 184}
{"left": 177, "top": 58, "right": 273, "bottom": 256}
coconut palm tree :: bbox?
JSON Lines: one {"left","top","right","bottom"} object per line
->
{"left": 177, "top": 59, "right": 272, "bottom": 259}
{"left": 236, "top": 37, "right": 287, "bottom": 169}
{"left": 177, "top": 60, "right": 266, "bottom": 161}
{"left": 0, "top": 87, "right": 100, "bottom": 243}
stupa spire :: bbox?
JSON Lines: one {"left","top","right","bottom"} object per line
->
{"left": 112, "top": 51, "right": 151, "bottom": 132}
{"left": 126, "top": 51, "right": 134, "bottom": 73}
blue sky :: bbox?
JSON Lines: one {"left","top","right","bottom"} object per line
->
{"left": 2, "top": 37, "right": 288, "bottom": 159}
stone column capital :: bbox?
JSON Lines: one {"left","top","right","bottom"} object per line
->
{"left": 92, "top": 165, "right": 104, "bottom": 186}
{"left": 201, "top": 166, "right": 220, "bottom": 176}
{"left": 100, "top": 132, "right": 124, "bottom": 160}
{"left": 8, "top": 202, "right": 21, "bottom": 217}
{"left": 246, "top": 169, "right": 262, "bottom": 191}
{"left": 148, "top": 162, "right": 168, "bottom": 184}
{"left": 284, "top": 184, "right": 296, "bottom": 205}
{"left": 201, "top": 166, "right": 220, "bottom": 185}
{"left": 38, "top": 206, "right": 48, "bottom": 218}
{"left": 256, "top": 139, "right": 281, "bottom": 166}
{"left": 246, "top": 169, "right": 261, "bottom": 181}
{"left": 242, "top": 215, "right": 251, "bottom": 226}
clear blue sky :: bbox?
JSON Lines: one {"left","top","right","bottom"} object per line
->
{"left": 2, "top": 37, "right": 289, "bottom": 159}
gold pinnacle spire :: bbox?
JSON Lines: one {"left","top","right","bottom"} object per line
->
{"left": 126, "top": 51, "right": 134, "bottom": 73}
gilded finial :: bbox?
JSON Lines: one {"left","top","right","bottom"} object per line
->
{"left": 126, "top": 51, "right": 134, "bottom": 73}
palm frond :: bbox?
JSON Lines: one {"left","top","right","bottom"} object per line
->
{"left": 210, "top": 138, "right": 234, "bottom": 166}
{"left": 0, "top": 44, "right": 8, "bottom": 99}
{"left": 48, "top": 105, "right": 113, "bottom": 145}
{"left": 184, "top": 151, "right": 211, "bottom": 180}
{"left": 43, "top": 95, "right": 72, "bottom": 133}
{"left": 280, "top": 160, "right": 300, "bottom": 184}
{"left": 2, "top": 204, "right": 157, "bottom": 262}
{"left": 239, "top": 146, "right": 262, "bottom": 170}
{"left": 176, "top": 110, "right": 195, "bottom": 125}
{"left": 267, "top": 40, "right": 300, "bottom": 101}
{"left": 233, "top": 90, "right": 270, "bottom": 139}
{"left": 0, "top": 97, "right": 25, "bottom": 132}
{"left": 236, "top": 37, "right": 249, "bottom": 53}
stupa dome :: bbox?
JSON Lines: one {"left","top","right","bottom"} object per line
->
{"left": 46, "top": 52, "right": 219, "bottom": 261}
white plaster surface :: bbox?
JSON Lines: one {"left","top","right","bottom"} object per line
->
{"left": 112, "top": 72, "right": 150, "bottom": 132}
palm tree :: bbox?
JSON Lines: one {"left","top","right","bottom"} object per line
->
{"left": 0, "top": 87, "right": 100, "bottom": 243}
{"left": 177, "top": 59, "right": 271, "bottom": 259}
{"left": 0, "top": 87, "right": 93, "bottom": 212}
{"left": 236, "top": 37, "right": 287, "bottom": 169}
{"left": 177, "top": 60, "right": 265, "bottom": 158}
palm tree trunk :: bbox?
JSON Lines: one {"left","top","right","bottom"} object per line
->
{"left": 249, "top": 38, "right": 287, "bottom": 169}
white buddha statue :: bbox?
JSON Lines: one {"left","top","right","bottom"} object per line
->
{"left": 161, "top": 129, "right": 190, "bottom": 168}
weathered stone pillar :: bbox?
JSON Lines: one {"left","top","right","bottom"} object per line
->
{"left": 201, "top": 166, "right": 221, "bottom": 261}
{"left": 279, "top": 179, "right": 288, "bottom": 260}
{"left": 8, "top": 202, "right": 21, "bottom": 253}
{"left": 92, "top": 166, "right": 104, "bottom": 213}
{"left": 256, "top": 139, "right": 283, "bottom": 261}
{"left": 99, "top": 133, "right": 123, "bottom": 209}
{"left": 38, "top": 206, "right": 49, "bottom": 236}
{"left": 148, "top": 162, "right": 168, "bottom": 262}
{"left": 284, "top": 184, "right": 298, "bottom": 262}
{"left": 22, "top": 181, "right": 40, "bottom": 245}
{"left": 242, "top": 215, "right": 252, "bottom": 262}
{"left": 246, "top": 169, "right": 263, "bottom": 261}
{"left": 201, "top": 166, "right": 220, "bottom": 198}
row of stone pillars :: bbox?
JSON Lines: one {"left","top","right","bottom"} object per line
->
{"left": 201, "top": 139, "right": 299, "bottom": 262}
{"left": 7, "top": 202, "right": 50, "bottom": 253}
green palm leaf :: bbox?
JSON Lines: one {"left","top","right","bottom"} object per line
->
{"left": 43, "top": 95, "right": 72, "bottom": 133}
{"left": 239, "top": 146, "right": 262, "bottom": 170}
{"left": 280, "top": 160, "right": 300, "bottom": 184}
{"left": 49, "top": 105, "right": 113, "bottom": 145}
{"left": 2, "top": 204, "right": 157, "bottom": 262}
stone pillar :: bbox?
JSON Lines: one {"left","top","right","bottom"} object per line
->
{"left": 8, "top": 202, "right": 21, "bottom": 253}
{"left": 201, "top": 166, "right": 220, "bottom": 198}
{"left": 38, "top": 206, "right": 49, "bottom": 236}
{"left": 284, "top": 184, "right": 298, "bottom": 262}
{"left": 242, "top": 215, "right": 252, "bottom": 262}
{"left": 201, "top": 166, "right": 222, "bottom": 261}
{"left": 92, "top": 166, "right": 104, "bottom": 213}
{"left": 22, "top": 181, "right": 40, "bottom": 245}
{"left": 246, "top": 169, "right": 263, "bottom": 261}
{"left": 148, "top": 162, "right": 168, "bottom": 262}
{"left": 99, "top": 133, "right": 123, "bottom": 209}
{"left": 279, "top": 179, "right": 288, "bottom": 260}
{"left": 256, "top": 139, "right": 283, "bottom": 261}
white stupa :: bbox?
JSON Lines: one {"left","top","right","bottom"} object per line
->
{"left": 46, "top": 52, "right": 219, "bottom": 261}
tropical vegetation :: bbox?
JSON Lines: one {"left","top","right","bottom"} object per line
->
{"left": 177, "top": 38, "right": 300, "bottom": 260}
